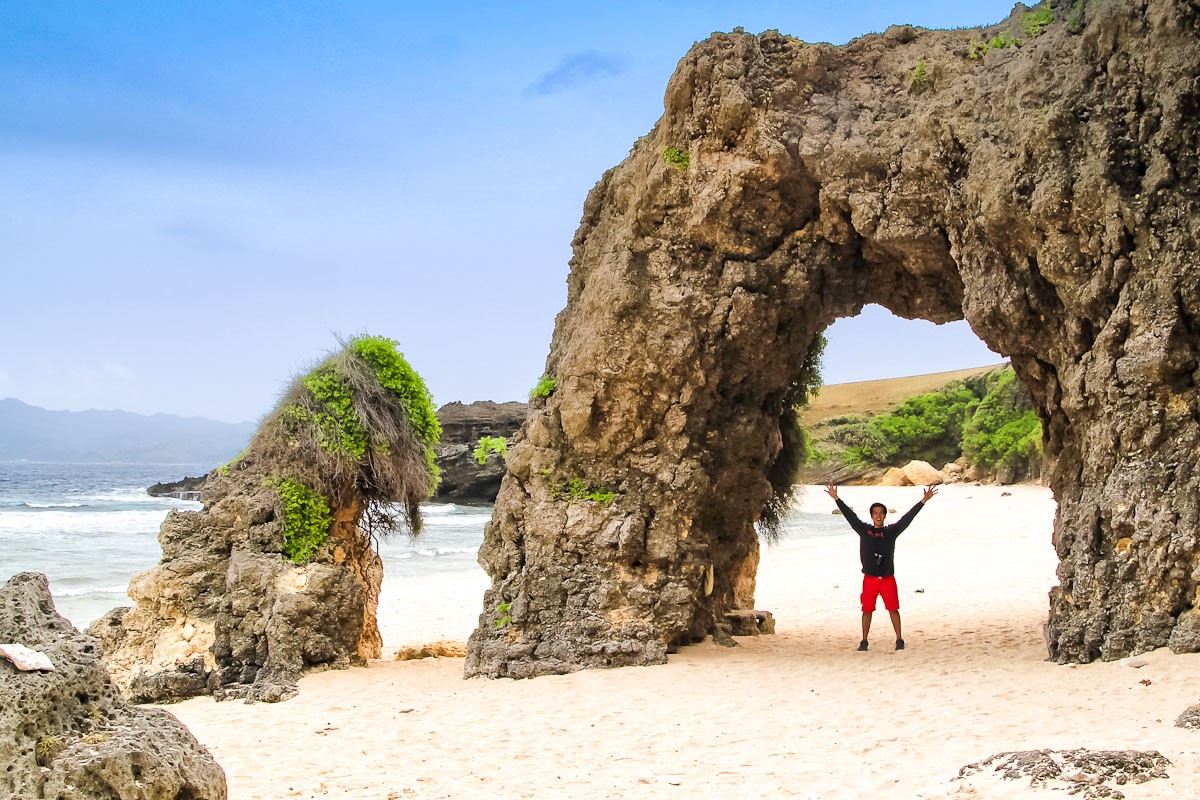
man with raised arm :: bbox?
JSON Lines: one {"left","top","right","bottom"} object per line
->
{"left": 825, "top": 484, "right": 937, "bottom": 652}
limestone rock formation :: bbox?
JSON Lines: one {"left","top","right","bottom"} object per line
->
{"left": 1, "top": 572, "right": 227, "bottom": 799}
{"left": 466, "top": 0, "right": 1200, "bottom": 677}
{"left": 94, "top": 337, "right": 441, "bottom": 702}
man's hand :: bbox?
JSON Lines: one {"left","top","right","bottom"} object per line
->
{"left": 922, "top": 486, "right": 939, "bottom": 503}
{"left": 825, "top": 484, "right": 839, "bottom": 500}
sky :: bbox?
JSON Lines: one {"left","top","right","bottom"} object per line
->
{"left": 1, "top": 1, "right": 1014, "bottom": 424}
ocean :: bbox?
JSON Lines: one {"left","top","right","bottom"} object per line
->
{"left": 0, "top": 462, "right": 854, "bottom": 634}
{"left": 0, "top": 462, "right": 492, "bottom": 630}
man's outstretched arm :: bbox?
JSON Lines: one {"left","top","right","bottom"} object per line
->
{"left": 891, "top": 486, "right": 938, "bottom": 536}
{"left": 827, "top": 484, "right": 869, "bottom": 534}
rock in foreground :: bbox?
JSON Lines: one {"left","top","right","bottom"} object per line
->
{"left": 0, "top": 572, "right": 226, "bottom": 800}
{"left": 957, "top": 749, "right": 1171, "bottom": 799}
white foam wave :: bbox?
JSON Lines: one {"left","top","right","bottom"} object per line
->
{"left": 23, "top": 502, "right": 86, "bottom": 509}
{"left": 410, "top": 546, "right": 477, "bottom": 557}
{"left": 0, "top": 508, "right": 175, "bottom": 536}
{"left": 52, "top": 584, "right": 129, "bottom": 597}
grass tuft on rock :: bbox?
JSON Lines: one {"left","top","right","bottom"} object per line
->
{"left": 248, "top": 335, "right": 442, "bottom": 559}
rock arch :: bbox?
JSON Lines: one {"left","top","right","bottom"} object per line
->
{"left": 465, "top": 0, "right": 1200, "bottom": 677}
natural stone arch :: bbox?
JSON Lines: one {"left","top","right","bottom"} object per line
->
{"left": 465, "top": 0, "right": 1199, "bottom": 678}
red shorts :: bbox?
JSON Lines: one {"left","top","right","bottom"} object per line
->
{"left": 861, "top": 575, "right": 899, "bottom": 612}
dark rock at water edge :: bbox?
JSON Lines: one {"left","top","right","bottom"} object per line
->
{"left": 434, "top": 401, "right": 528, "bottom": 503}
{"left": 0, "top": 572, "right": 227, "bottom": 800}
{"left": 147, "top": 474, "right": 207, "bottom": 501}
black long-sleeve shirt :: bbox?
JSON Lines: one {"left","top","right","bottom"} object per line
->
{"left": 835, "top": 497, "right": 925, "bottom": 577}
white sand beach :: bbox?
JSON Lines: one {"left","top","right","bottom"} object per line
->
{"left": 165, "top": 485, "right": 1200, "bottom": 799}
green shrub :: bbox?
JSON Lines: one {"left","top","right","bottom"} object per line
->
{"left": 910, "top": 59, "right": 931, "bottom": 92}
{"left": 494, "top": 601, "right": 513, "bottom": 629}
{"left": 544, "top": 473, "right": 616, "bottom": 504}
{"left": 961, "top": 370, "right": 1043, "bottom": 476}
{"left": 761, "top": 333, "right": 826, "bottom": 541}
{"left": 1066, "top": 0, "right": 1085, "bottom": 34}
{"left": 1022, "top": 1, "right": 1054, "bottom": 39}
{"left": 840, "top": 383, "right": 980, "bottom": 467}
{"left": 251, "top": 335, "right": 443, "bottom": 539}
{"left": 349, "top": 335, "right": 441, "bottom": 447}
{"left": 266, "top": 476, "right": 333, "bottom": 564}
{"left": 663, "top": 146, "right": 691, "bottom": 170}
{"left": 474, "top": 436, "right": 508, "bottom": 465}
{"left": 301, "top": 367, "right": 369, "bottom": 459}
{"left": 530, "top": 375, "right": 558, "bottom": 399}
{"left": 968, "top": 33, "right": 1022, "bottom": 59}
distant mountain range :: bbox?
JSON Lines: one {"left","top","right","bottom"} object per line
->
{"left": 0, "top": 398, "right": 255, "bottom": 465}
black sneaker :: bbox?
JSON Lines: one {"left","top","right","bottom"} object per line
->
{"left": 895, "top": 639, "right": 905, "bottom": 651}
{"left": 857, "top": 639, "right": 869, "bottom": 651}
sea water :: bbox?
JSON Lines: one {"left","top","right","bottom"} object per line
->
{"left": 0, "top": 462, "right": 854, "bottom": 633}
{"left": 0, "top": 462, "right": 493, "bottom": 630}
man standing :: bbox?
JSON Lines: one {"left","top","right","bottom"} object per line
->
{"left": 825, "top": 484, "right": 937, "bottom": 651}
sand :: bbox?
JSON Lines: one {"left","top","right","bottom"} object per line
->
{"left": 164, "top": 485, "right": 1200, "bottom": 799}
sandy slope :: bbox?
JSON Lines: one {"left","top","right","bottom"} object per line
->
{"left": 165, "top": 485, "right": 1200, "bottom": 799}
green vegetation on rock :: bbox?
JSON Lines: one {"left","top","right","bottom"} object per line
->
{"left": 253, "top": 335, "right": 442, "bottom": 543}
{"left": 1022, "top": 1, "right": 1054, "bottom": 39}
{"left": 961, "top": 370, "right": 1043, "bottom": 479}
{"left": 910, "top": 59, "right": 931, "bottom": 92}
{"left": 544, "top": 472, "right": 617, "bottom": 504}
{"left": 266, "top": 476, "right": 333, "bottom": 564}
{"left": 968, "top": 33, "right": 1022, "bottom": 59}
{"left": 494, "top": 601, "right": 513, "bottom": 629}
{"left": 1066, "top": 0, "right": 1085, "bottom": 34}
{"left": 474, "top": 436, "right": 508, "bottom": 465}
{"left": 530, "top": 375, "right": 558, "bottom": 399}
{"left": 663, "top": 146, "right": 691, "bottom": 170}
{"left": 761, "top": 333, "right": 826, "bottom": 541}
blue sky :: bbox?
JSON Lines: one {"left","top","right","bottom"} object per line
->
{"left": 1, "top": 1, "right": 1012, "bottom": 423}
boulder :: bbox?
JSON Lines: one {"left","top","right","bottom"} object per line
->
{"left": 901, "top": 460, "right": 945, "bottom": 486}
{"left": 394, "top": 641, "right": 468, "bottom": 660}
{"left": 880, "top": 467, "right": 911, "bottom": 486}
{"left": 1, "top": 572, "right": 226, "bottom": 800}
{"left": 725, "top": 610, "right": 776, "bottom": 636}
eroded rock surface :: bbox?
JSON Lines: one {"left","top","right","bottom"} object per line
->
{"left": 1, "top": 573, "right": 226, "bottom": 799}
{"left": 466, "top": 0, "right": 1200, "bottom": 677}
{"left": 92, "top": 460, "right": 382, "bottom": 703}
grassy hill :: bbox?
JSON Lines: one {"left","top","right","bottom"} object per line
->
{"left": 796, "top": 362, "right": 1011, "bottom": 484}
{"left": 798, "top": 363, "right": 1008, "bottom": 428}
